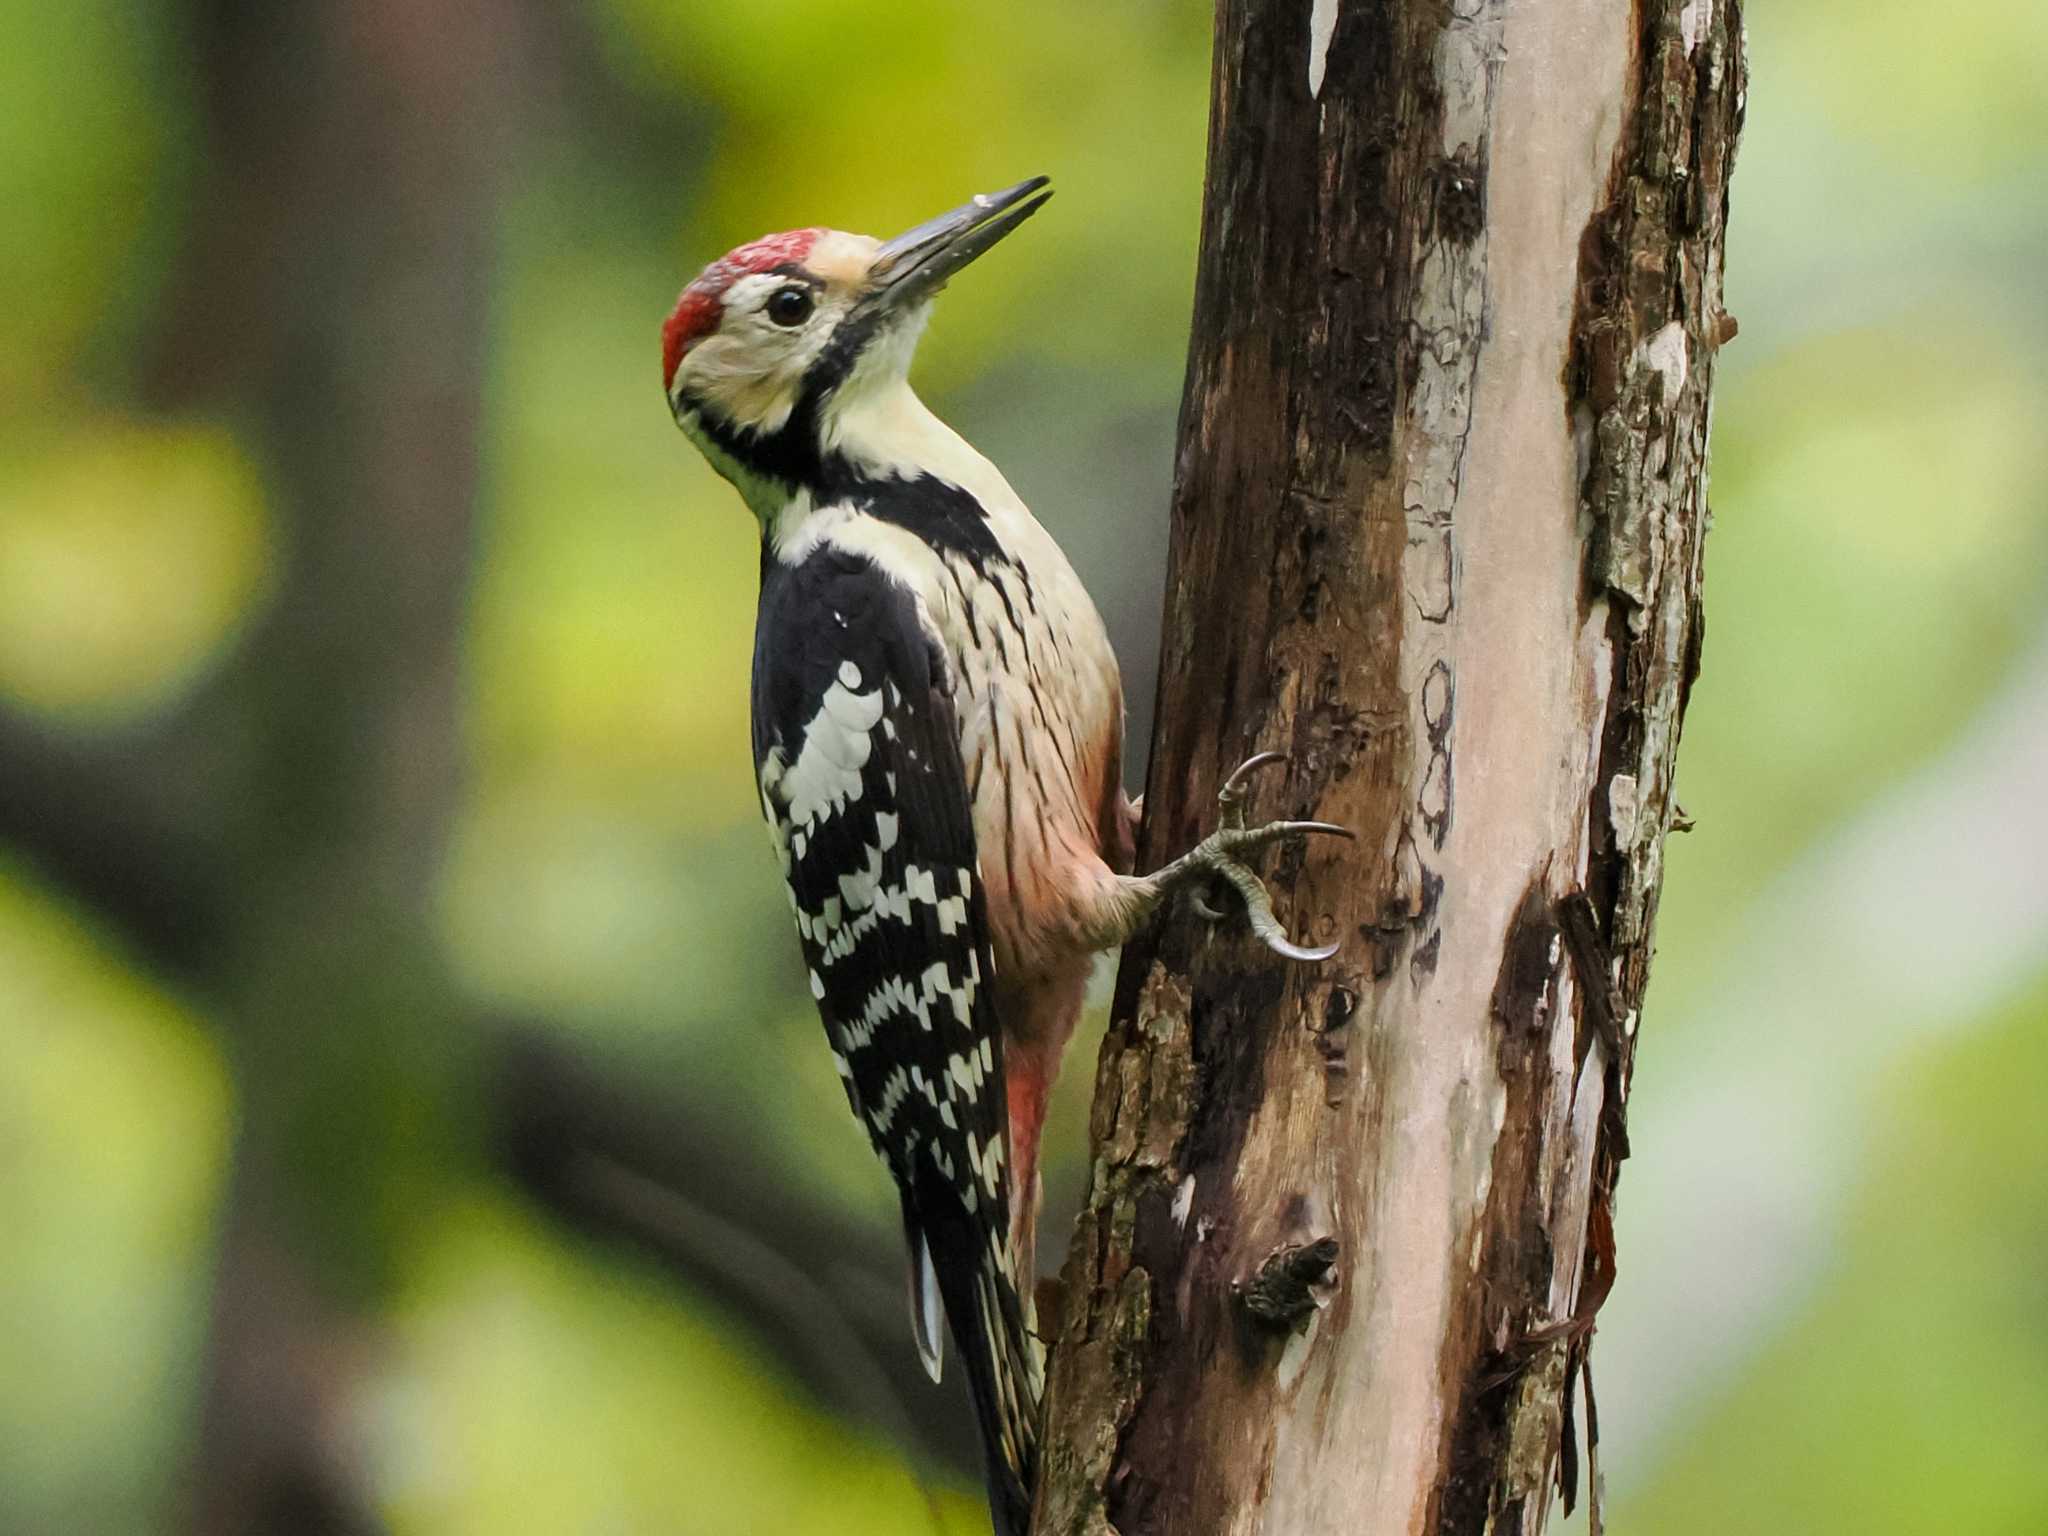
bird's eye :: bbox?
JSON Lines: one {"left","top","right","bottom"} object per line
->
{"left": 766, "top": 285, "right": 815, "bottom": 327}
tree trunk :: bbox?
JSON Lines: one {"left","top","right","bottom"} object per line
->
{"left": 1033, "top": 1, "right": 1743, "bottom": 1532}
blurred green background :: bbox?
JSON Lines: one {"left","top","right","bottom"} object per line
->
{"left": 1, "top": 1, "right": 2042, "bottom": 1533}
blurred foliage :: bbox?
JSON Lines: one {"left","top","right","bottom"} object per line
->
{"left": 1619, "top": 977, "right": 2048, "bottom": 1533}
{"left": 0, "top": 0, "right": 186, "bottom": 408}
{"left": 0, "top": 420, "right": 270, "bottom": 719}
{"left": 1653, "top": 319, "right": 2047, "bottom": 981}
{"left": 593, "top": 0, "right": 1210, "bottom": 393}
{"left": 1774, "top": 0, "right": 2048, "bottom": 178}
{"left": 0, "top": 868, "right": 227, "bottom": 1533}
{"left": 380, "top": 1197, "right": 979, "bottom": 1535}
{"left": 0, "top": 0, "right": 2042, "bottom": 1532}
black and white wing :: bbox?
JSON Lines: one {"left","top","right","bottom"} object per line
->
{"left": 752, "top": 542, "right": 1039, "bottom": 1532}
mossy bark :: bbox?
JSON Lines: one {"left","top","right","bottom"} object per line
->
{"left": 1031, "top": 2, "right": 1744, "bottom": 1532}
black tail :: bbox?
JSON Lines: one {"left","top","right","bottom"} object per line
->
{"left": 908, "top": 1194, "right": 1042, "bottom": 1536}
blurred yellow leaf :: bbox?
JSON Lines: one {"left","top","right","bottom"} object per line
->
{"left": 0, "top": 417, "right": 270, "bottom": 722}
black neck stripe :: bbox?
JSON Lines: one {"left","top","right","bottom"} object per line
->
{"left": 680, "top": 308, "right": 1004, "bottom": 570}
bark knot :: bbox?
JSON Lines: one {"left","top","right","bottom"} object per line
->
{"left": 1235, "top": 1236, "right": 1340, "bottom": 1331}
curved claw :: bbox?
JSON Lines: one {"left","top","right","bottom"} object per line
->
{"left": 1189, "top": 887, "right": 1229, "bottom": 922}
{"left": 1219, "top": 750, "right": 1289, "bottom": 803}
{"left": 1209, "top": 857, "right": 1339, "bottom": 965}
{"left": 1219, "top": 819, "right": 1359, "bottom": 857}
{"left": 1261, "top": 932, "right": 1342, "bottom": 964}
{"left": 1217, "top": 758, "right": 1358, "bottom": 848}
{"left": 1282, "top": 820, "right": 1356, "bottom": 841}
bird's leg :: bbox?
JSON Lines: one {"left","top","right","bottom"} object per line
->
{"left": 1098, "top": 752, "right": 1351, "bottom": 962}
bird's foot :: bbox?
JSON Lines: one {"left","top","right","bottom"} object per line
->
{"left": 1146, "top": 752, "right": 1352, "bottom": 962}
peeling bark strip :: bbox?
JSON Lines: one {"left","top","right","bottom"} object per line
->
{"left": 1032, "top": 2, "right": 1742, "bottom": 1533}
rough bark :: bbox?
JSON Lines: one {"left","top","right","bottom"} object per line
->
{"left": 1033, "top": 2, "right": 1743, "bottom": 1533}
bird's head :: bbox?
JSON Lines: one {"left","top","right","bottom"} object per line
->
{"left": 662, "top": 176, "right": 1050, "bottom": 509}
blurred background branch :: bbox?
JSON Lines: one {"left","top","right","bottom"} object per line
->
{"left": 141, "top": 0, "right": 523, "bottom": 1529}
{"left": 0, "top": 1, "right": 2043, "bottom": 1533}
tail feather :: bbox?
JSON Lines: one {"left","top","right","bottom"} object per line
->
{"left": 908, "top": 1196, "right": 1043, "bottom": 1536}
{"left": 907, "top": 1226, "right": 946, "bottom": 1384}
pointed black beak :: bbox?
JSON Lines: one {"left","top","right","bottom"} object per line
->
{"left": 865, "top": 176, "right": 1053, "bottom": 311}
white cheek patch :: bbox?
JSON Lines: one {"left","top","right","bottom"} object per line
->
{"left": 681, "top": 334, "right": 805, "bottom": 436}
{"left": 673, "top": 271, "right": 849, "bottom": 438}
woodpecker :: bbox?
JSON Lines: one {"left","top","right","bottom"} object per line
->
{"left": 662, "top": 176, "right": 1345, "bottom": 1535}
